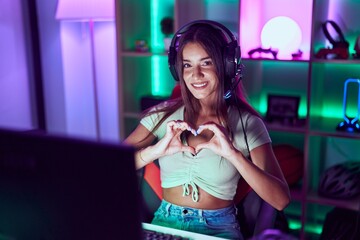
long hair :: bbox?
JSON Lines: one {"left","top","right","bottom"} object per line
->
{"left": 142, "top": 22, "right": 260, "bottom": 137}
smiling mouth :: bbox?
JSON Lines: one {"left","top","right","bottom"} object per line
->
{"left": 192, "top": 82, "right": 208, "bottom": 88}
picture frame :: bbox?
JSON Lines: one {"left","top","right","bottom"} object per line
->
{"left": 265, "top": 94, "right": 300, "bottom": 125}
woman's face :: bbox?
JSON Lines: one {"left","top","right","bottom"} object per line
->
{"left": 181, "top": 42, "right": 219, "bottom": 102}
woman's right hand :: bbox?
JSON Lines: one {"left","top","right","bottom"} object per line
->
{"left": 154, "top": 120, "right": 196, "bottom": 157}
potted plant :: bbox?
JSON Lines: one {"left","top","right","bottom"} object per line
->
{"left": 160, "top": 17, "right": 174, "bottom": 51}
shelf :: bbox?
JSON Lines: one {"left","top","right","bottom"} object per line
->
{"left": 265, "top": 122, "right": 307, "bottom": 134}
{"left": 311, "top": 58, "right": 360, "bottom": 64}
{"left": 308, "top": 129, "right": 360, "bottom": 139}
{"left": 239, "top": 0, "right": 313, "bottom": 61}
{"left": 309, "top": 117, "right": 360, "bottom": 139}
{"left": 307, "top": 191, "right": 360, "bottom": 211}
{"left": 244, "top": 58, "right": 360, "bottom": 64}
{"left": 242, "top": 57, "right": 310, "bottom": 63}
{"left": 116, "top": 1, "right": 360, "bottom": 239}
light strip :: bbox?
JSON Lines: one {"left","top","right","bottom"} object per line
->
{"left": 150, "top": 0, "right": 161, "bottom": 96}
{"left": 151, "top": 56, "right": 161, "bottom": 95}
{"left": 150, "top": 0, "right": 162, "bottom": 52}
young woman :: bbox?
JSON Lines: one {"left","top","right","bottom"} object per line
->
{"left": 124, "top": 20, "right": 290, "bottom": 239}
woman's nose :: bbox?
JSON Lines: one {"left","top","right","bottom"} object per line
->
{"left": 192, "top": 66, "right": 204, "bottom": 79}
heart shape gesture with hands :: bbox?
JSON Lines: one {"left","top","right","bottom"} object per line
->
{"left": 156, "top": 120, "right": 236, "bottom": 160}
{"left": 195, "top": 122, "right": 236, "bottom": 159}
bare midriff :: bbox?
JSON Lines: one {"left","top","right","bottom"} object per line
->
{"left": 162, "top": 116, "right": 233, "bottom": 209}
{"left": 163, "top": 185, "right": 233, "bottom": 210}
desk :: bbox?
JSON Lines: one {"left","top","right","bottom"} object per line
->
{"left": 142, "top": 223, "right": 228, "bottom": 239}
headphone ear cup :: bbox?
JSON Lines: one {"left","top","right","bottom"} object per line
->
{"left": 168, "top": 46, "right": 178, "bottom": 81}
{"left": 224, "top": 46, "right": 236, "bottom": 81}
{"left": 224, "top": 43, "right": 241, "bottom": 91}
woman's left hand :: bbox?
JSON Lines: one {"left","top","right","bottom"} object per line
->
{"left": 195, "top": 122, "right": 238, "bottom": 160}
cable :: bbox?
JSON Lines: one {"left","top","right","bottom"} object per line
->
{"left": 233, "top": 95, "right": 251, "bottom": 161}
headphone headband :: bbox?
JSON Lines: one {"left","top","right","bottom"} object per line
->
{"left": 170, "top": 20, "right": 238, "bottom": 50}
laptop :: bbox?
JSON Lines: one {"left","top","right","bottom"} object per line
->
{"left": 0, "top": 128, "right": 142, "bottom": 240}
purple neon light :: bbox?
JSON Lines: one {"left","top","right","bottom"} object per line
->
{"left": 240, "top": 0, "right": 313, "bottom": 60}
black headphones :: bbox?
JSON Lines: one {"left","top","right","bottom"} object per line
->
{"left": 168, "top": 20, "right": 242, "bottom": 99}
{"left": 322, "top": 20, "right": 349, "bottom": 48}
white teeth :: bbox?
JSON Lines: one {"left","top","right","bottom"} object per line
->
{"left": 193, "top": 83, "right": 206, "bottom": 87}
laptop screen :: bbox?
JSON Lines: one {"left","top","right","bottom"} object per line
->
{"left": 0, "top": 128, "right": 142, "bottom": 240}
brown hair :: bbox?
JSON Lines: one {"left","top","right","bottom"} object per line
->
{"left": 142, "top": 22, "right": 260, "bottom": 138}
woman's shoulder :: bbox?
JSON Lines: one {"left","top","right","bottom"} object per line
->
{"left": 140, "top": 101, "right": 184, "bottom": 136}
{"left": 146, "top": 100, "right": 183, "bottom": 115}
{"left": 141, "top": 100, "right": 184, "bottom": 125}
{"left": 142, "top": 99, "right": 180, "bottom": 115}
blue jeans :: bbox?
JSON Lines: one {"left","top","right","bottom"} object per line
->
{"left": 151, "top": 200, "right": 244, "bottom": 240}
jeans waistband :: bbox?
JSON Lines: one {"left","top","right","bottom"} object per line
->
{"left": 159, "top": 199, "right": 237, "bottom": 218}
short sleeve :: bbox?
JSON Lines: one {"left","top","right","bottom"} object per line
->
{"left": 230, "top": 108, "right": 271, "bottom": 156}
{"left": 139, "top": 104, "right": 184, "bottom": 139}
{"left": 245, "top": 114, "right": 272, "bottom": 151}
{"left": 140, "top": 110, "right": 165, "bottom": 139}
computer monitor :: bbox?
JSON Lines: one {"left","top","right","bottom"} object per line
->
{"left": 0, "top": 128, "right": 142, "bottom": 240}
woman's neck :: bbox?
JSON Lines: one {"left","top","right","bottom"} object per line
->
{"left": 198, "top": 100, "right": 217, "bottom": 115}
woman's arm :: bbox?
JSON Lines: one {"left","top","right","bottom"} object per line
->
{"left": 231, "top": 143, "right": 291, "bottom": 211}
{"left": 124, "top": 121, "right": 196, "bottom": 170}
{"left": 195, "top": 122, "right": 291, "bottom": 211}
{"left": 123, "top": 124, "right": 158, "bottom": 169}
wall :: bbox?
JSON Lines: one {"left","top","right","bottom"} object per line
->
{"left": 0, "top": 0, "right": 33, "bottom": 129}
{"left": 0, "top": 0, "right": 120, "bottom": 142}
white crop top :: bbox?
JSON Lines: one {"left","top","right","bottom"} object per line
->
{"left": 140, "top": 105, "right": 271, "bottom": 202}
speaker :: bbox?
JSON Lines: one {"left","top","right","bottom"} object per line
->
{"left": 168, "top": 20, "right": 242, "bottom": 99}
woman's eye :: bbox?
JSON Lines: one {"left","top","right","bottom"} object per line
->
{"left": 202, "top": 60, "right": 213, "bottom": 66}
{"left": 183, "top": 63, "right": 191, "bottom": 68}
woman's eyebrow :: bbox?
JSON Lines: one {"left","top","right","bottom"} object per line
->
{"left": 183, "top": 56, "right": 211, "bottom": 62}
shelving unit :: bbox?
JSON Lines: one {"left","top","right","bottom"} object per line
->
{"left": 116, "top": 0, "right": 360, "bottom": 239}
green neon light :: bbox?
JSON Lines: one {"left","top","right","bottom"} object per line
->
{"left": 320, "top": 102, "right": 357, "bottom": 119}
{"left": 304, "top": 224, "right": 323, "bottom": 235}
{"left": 151, "top": 56, "right": 161, "bottom": 95}
{"left": 150, "top": 0, "right": 174, "bottom": 96}
{"left": 288, "top": 219, "right": 323, "bottom": 235}
{"left": 288, "top": 220, "right": 302, "bottom": 230}
{"left": 150, "top": 0, "right": 161, "bottom": 96}
{"left": 150, "top": 0, "right": 162, "bottom": 53}
{"left": 259, "top": 94, "right": 267, "bottom": 116}
{"left": 258, "top": 93, "right": 308, "bottom": 118}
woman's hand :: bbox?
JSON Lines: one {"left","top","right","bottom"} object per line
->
{"left": 155, "top": 120, "right": 197, "bottom": 157}
{"left": 195, "top": 122, "right": 238, "bottom": 160}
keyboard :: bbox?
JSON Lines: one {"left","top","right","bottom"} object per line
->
{"left": 143, "top": 228, "right": 189, "bottom": 240}
{"left": 142, "top": 223, "right": 227, "bottom": 240}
